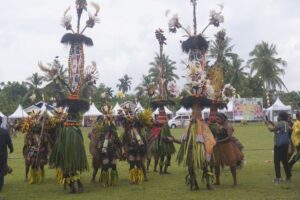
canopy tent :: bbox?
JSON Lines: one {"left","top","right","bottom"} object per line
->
{"left": 40, "top": 103, "right": 54, "bottom": 117}
{"left": 24, "top": 101, "right": 55, "bottom": 114}
{"left": 0, "top": 111, "right": 8, "bottom": 129}
{"left": 135, "top": 102, "right": 145, "bottom": 113}
{"left": 9, "top": 105, "right": 28, "bottom": 119}
{"left": 83, "top": 103, "right": 103, "bottom": 116}
{"left": 176, "top": 106, "right": 192, "bottom": 115}
{"left": 0, "top": 111, "right": 5, "bottom": 118}
{"left": 266, "top": 98, "right": 292, "bottom": 121}
{"left": 82, "top": 103, "right": 103, "bottom": 127}
{"left": 152, "top": 106, "right": 174, "bottom": 119}
{"left": 112, "top": 102, "right": 124, "bottom": 115}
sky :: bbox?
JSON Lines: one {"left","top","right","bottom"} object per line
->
{"left": 0, "top": 0, "right": 300, "bottom": 93}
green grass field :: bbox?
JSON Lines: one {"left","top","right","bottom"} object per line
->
{"left": 1, "top": 124, "right": 300, "bottom": 200}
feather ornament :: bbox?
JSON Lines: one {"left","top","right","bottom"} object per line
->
{"left": 84, "top": 61, "right": 99, "bottom": 85}
{"left": 61, "top": 7, "right": 72, "bottom": 30}
{"left": 91, "top": 2, "right": 100, "bottom": 16}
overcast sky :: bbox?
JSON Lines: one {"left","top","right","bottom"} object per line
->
{"left": 0, "top": 0, "right": 299, "bottom": 93}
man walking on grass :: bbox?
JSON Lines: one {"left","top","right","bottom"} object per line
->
{"left": 0, "top": 116, "right": 14, "bottom": 192}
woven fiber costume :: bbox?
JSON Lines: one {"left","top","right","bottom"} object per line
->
{"left": 21, "top": 112, "right": 49, "bottom": 184}
{"left": 94, "top": 106, "right": 122, "bottom": 187}
{"left": 46, "top": 0, "right": 101, "bottom": 193}
{"left": 121, "top": 106, "right": 152, "bottom": 184}
{"left": 167, "top": 1, "right": 226, "bottom": 190}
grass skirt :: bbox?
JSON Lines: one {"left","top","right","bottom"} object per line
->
{"left": 49, "top": 126, "right": 88, "bottom": 173}
{"left": 150, "top": 124, "right": 176, "bottom": 157}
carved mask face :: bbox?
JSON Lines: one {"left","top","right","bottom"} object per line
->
{"left": 188, "top": 49, "right": 202, "bottom": 62}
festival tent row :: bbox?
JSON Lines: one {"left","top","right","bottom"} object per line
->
{"left": 24, "top": 101, "right": 55, "bottom": 114}
{"left": 152, "top": 106, "right": 174, "bottom": 119}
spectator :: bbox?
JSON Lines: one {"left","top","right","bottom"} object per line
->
{"left": 266, "top": 111, "right": 291, "bottom": 184}
{"left": 0, "top": 116, "right": 14, "bottom": 192}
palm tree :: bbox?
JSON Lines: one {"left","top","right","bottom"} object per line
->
{"left": 248, "top": 41, "right": 287, "bottom": 91}
{"left": 135, "top": 74, "right": 152, "bottom": 97}
{"left": 105, "top": 87, "right": 114, "bottom": 99}
{"left": 25, "top": 73, "right": 45, "bottom": 102}
{"left": 148, "top": 53, "right": 179, "bottom": 97}
{"left": 116, "top": 74, "right": 132, "bottom": 94}
{"left": 227, "top": 55, "right": 248, "bottom": 93}
{"left": 39, "top": 57, "right": 68, "bottom": 101}
{"left": 26, "top": 73, "right": 44, "bottom": 89}
{"left": 209, "top": 31, "right": 237, "bottom": 83}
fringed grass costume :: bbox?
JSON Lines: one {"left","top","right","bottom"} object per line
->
{"left": 121, "top": 107, "right": 152, "bottom": 184}
{"left": 146, "top": 29, "right": 178, "bottom": 175}
{"left": 97, "top": 113, "right": 122, "bottom": 187}
{"left": 167, "top": 0, "right": 227, "bottom": 191}
{"left": 21, "top": 113, "right": 50, "bottom": 184}
{"left": 49, "top": 111, "right": 88, "bottom": 193}
{"left": 213, "top": 113, "right": 244, "bottom": 186}
{"left": 41, "top": 0, "right": 100, "bottom": 193}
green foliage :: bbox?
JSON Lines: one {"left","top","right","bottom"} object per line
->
{"left": 0, "top": 81, "right": 29, "bottom": 115}
{"left": 277, "top": 91, "right": 300, "bottom": 110}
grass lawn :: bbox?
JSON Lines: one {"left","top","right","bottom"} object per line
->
{"left": 1, "top": 123, "right": 300, "bottom": 200}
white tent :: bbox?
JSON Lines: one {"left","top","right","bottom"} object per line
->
{"left": 201, "top": 100, "right": 234, "bottom": 120}
{"left": 0, "top": 112, "right": 8, "bottom": 129}
{"left": 24, "top": 105, "right": 40, "bottom": 114}
{"left": 153, "top": 106, "right": 173, "bottom": 115}
{"left": 135, "top": 102, "right": 145, "bottom": 113}
{"left": 112, "top": 102, "right": 124, "bottom": 115}
{"left": 40, "top": 103, "right": 54, "bottom": 117}
{"left": 83, "top": 103, "right": 103, "bottom": 116}
{"left": 176, "top": 107, "right": 192, "bottom": 115}
{"left": 266, "top": 98, "right": 292, "bottom": 121}
{"left": 9, "top": 105, "right": 28, "bottom": 118}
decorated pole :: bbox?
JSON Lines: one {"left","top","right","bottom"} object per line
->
{"left": 192, "top": 0, "right": 197, "bottom": 35}
{"left": 155, "top": 28, "right": 167, "bottom": 100}
{"left": 148, "top": 28, "right": 177, "bottom": 175}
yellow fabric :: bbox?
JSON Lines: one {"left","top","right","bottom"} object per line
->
{"left": 292, "top": 120, "right": 300, "bottom": 147}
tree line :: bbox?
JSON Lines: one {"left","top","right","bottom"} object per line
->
{"left": 0, "top": 37, "right": 299, "bottom": 115}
